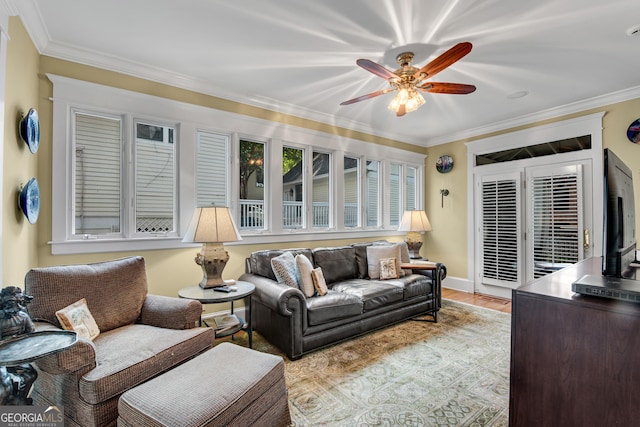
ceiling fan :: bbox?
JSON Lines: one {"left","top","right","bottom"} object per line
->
{"left": 340, "top": 42, "right": 476, "bottom": 117}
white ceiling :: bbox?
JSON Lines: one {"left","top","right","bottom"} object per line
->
{"left": 14, "top": 0, "right": 640, "bottom": 147}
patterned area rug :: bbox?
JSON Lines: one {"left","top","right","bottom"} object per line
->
{"left": 232, "top": 299, "right": 511, "bottom": 426}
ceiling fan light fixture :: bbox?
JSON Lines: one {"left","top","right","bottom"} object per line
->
{"left": 388, "top": 86, "right": 424, "bottom": 114}
{"left": 405, "top": 90, "right": 425, "bottom": 113}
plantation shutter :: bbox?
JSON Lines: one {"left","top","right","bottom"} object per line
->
{"left": 528, "top": 165, "right": 583, "bottom": 279}
{"left": 480, "top": 172, "right": 522, "bottom": 288}
{"left": 196, "top": 131, "right": 229, "bottom": 207}
{"left": 390, "top": 163, "right": 401, "bottom": 226}
{"left": 74, "top": 112, "right": 122, "bottom": 235}
{"left": 366, "top": 161, "right": 379, "bottom": 226}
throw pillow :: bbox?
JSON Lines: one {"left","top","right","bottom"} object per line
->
{"left": 397, "top": 241, "right": 412, "bottom": 276}
{"left": 55, "top": 298, "right": 100, "bottom": 341}
{"left": 311, "top": 267, "right": 328, "bottom": 296}
{"left": 271, "top": 251, "right": 299, "bottom": 288}
{"left": 295, "top": 254, "right": 315, "bottom": 297}
{"left": 367, "top": 245, "right": 402, "bottom": 279}
{"left": 379, "top": 257, "right": 399, "bottom": 280}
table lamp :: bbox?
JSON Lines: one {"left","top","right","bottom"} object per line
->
{"left": 183, "top": 206, "right": 242, "bottom": 288}
{"left": 398, "top": 210, "right": 432, "bottom": 259}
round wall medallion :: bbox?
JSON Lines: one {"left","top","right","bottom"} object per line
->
{"left": 19, "top": 178, "right": 40, "bottom": 224}
{"left": 19, "top": 108, "right": 40, "bottom": 154}
{"left": 436, "top": 155, "right": 454, "bottom": 173}
{"left": 627, "top": 118, "right": 640, "bottom": 144}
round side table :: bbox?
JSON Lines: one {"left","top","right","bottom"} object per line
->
{"left": 179, "top": 281, "right": 255, "bottom": 348}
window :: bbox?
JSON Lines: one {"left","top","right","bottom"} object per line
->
{"left": 365, "top": 160, "right": 380, "bottom": 227}
{"left": 282, "top": 146, "right": 304, "bottom": 229}
{"left": 239, "top": 139, "right": 266, "bottom": 230}
{"left": 196, "top": 131, "right": 229, "bottom": 207}
{"left": 312, "top": 152, "right": 331, "bottom": 228}
{"left": 134, "top": 120, "right": 175, "bottom": 234}
{"left": 50, "top": 75, "right": 426, "bottom": 253}
{"left": 74, "top": 112, "right": 122, "bottom": 236}
{"left": 405, "top": 166, "right": 417, "bottom": 211}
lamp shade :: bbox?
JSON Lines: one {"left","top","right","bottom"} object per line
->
{"left": 398, "top": 210, "right": 432, "bottom": 232}
{"left": 182, "top": 206, "right": 242, "bottom": 243}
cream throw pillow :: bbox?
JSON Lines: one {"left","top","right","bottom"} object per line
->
{"left": 367, "top": 245, "right": 402, "bottom": 279}
{"left": 295, "top": 254, "right": 316, "bottom": 297}
{"left": 56, "top": 298, "right": 100, "bottom": 341}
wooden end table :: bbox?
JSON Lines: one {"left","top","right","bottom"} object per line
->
{"left": 178, "top": 281, "right": 254, "bottom": 348}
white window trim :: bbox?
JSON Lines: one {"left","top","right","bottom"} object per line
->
{"left": 49, "top": 74, "right": 425, "bottom": 254}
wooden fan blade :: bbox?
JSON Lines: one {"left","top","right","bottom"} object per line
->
{"left": 356, "top": 59, "right": 397, "bottom": 80}
{"left": 414, "top": 42, "right": 472, "bottom": 79}
{"left": 420, "top": 82, "right": 476, "bottom": 94}
{"left": 340, "top": 88, "right": 394, "bottom": 106}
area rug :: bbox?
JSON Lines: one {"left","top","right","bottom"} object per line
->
{"left": 232, "top": 299, "right": 511, "bottom": 426}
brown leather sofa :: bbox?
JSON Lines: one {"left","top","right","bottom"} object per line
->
{"left": 239, "top": 242, "right": 444, "bottom": 360}
{"left": 25, "top": 256, "right": 214, "bottom": 427}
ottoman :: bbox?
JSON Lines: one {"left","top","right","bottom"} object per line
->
{"left": 117, "top": 342, "right": 291, "bottom": 427}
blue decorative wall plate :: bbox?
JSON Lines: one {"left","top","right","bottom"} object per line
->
{"left": 19, "top": 178, "right": 40, "bottom": 224}
{"left": 436, "top": 155, "right": 454, "bottom": 173}
{"left": 19, "top": 108, "right": 40, "bottom": 154}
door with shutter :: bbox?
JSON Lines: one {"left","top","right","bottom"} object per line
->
{"left": 478, "top": 172, "right": 523, "bottom": 293}
{"left": 527, "top": 164, "right": 584, "bottom": 281}
{"left": 475, "top": 162, "right": 588, "bottom": 297}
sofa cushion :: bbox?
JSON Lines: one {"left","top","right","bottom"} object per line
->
{"left": 249, "top": 249, "right": 313, "bottom": 281}
{"left": 331, "top": 279, "right": 404, "bottom": 311}
{"left": 80, "top": 324, "right": 213, "bottom": 404}
{"left": 380, "top": 274, "right": 432, "bottom": 300}
{"left": 312, "top": 246, "right": 358, "bottom": 285}
{"left": 351, "top": 242, "right": 373, "bottom": 278}
{"left": 271, "top": 252, "right": 299, "bottom": 288}
{"left": 25, "top": 257, "right": 148, "bottom": 333}
{"left": 306, "top": 291, "right": 363, "bottom": 326}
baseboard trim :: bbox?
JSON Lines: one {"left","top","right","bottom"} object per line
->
{"left": 442, "top": 276, "right": 474, "bottom": 293}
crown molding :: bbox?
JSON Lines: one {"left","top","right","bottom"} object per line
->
{"left": 426, "top": 85, "right": 640, "bottom": 147}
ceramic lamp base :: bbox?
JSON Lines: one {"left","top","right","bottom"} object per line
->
{"left": 195, "top": 243, "right": 230, "bottom": 289}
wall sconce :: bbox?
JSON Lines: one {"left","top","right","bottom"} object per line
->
{"left": 440, "top": 189, "right": 449, "bottom": 208}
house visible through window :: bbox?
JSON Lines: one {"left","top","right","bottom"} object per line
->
{"left": 344, "top": 156, "right": 360, "bottom": 227}
{"left": 134, "top": 121, "right": 175, "bottom": 233}
{"left": 282, "top": 146, "right": 304, "bottom": 229}
{"left": 312, "top": 152, "right": 331, "bottom": 228}
{"left": 239, "top": 139, "right": 265, "bottom": 229}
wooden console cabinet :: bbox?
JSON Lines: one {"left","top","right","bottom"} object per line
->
{"left": 509, "top": 257, "right": 640, "bottom": 426}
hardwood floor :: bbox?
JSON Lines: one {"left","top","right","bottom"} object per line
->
{"left": 442, "top": 288, "right": 512, "bottom": 314}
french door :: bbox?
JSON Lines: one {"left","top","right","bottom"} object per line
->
{"left": 476, "top": 161, "right": 589, "bottom": 297}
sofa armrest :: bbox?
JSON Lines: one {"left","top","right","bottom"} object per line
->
{"left": 140, "top": 295, "right": 203, "bottom": 329}
{"left": 32, "top": 322, "right": 96, "bottom": 375}
{"left": 239, "top": 273, "right": 306, "bottom": 317}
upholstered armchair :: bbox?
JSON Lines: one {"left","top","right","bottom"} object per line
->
{"left": 24, "top": 256, "right": 214, "bottom": 427}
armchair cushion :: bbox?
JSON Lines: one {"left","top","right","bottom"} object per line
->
{"left": 140, "top": 294, "right": 202, "bottom": 329}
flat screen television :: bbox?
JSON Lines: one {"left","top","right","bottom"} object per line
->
{"left": 602, "top": 148, "right": 637, "bottom": 278}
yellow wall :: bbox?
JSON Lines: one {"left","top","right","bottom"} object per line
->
{"left": 3, "top": 17, "right": 40, "bottom": 285}
{"left": 424, "top": 98, "right": 640, "bottom": 279}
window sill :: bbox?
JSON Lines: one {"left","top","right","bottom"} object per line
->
{"left": 50, "top": 229, "right": 405, "bottom": 255}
